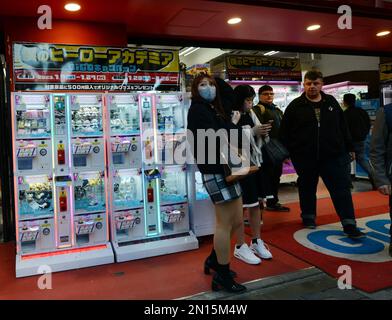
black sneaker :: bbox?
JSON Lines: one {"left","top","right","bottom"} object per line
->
{"left": 343, "top": 225, "right": 366, "bottom": 239}
{"left": 302, "top": 219, "right": 316, "bottom": 229}
{"left": 265, "top": 203, "right": 290, "bottom": 212}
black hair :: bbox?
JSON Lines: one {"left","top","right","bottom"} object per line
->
{"left": 233, "top": 85, "right": 256, "bottom": 111}
{"left": 191, "top": 73, "right": 227, "bottom": 120}
{"left": 343, "top": 93, "right": 356, "bottom": 108}
{"left": 258, "top": 85, "right": 273, "bottom": 95}
{"left": 304, "top": 70, "right": 323, "bottom": 81}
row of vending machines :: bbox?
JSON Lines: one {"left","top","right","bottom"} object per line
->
{"left": 11, "top": 91, "right": 204, "bottom": 277}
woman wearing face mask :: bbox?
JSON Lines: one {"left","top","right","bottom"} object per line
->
{"left": 232, "top": 85, "right": 273, "bottom": 265}
{"left": 187, "top": 74, "right": 246, "bottom": 293}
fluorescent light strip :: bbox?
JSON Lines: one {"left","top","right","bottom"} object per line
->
{"left": 64, "top": 94, "right": 74, "bottom": 246}
{"left": 49, "top": 95, "right": 59, "bottom": 249}
{"left": 179, "top": 47, "right": 194, "bottom": 56}
{"left": 184, "top": 47, "right": 200, "bottom": 57}
{"left": 264, "top": 51, "right": 279, "bottom": 56}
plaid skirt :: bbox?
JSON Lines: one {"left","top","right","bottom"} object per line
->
{"left": 201, "top": 174, "right": 242, "bottom": 204}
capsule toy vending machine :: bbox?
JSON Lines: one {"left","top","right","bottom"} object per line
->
{"left": 11, "top": 92, "right": 113, "bottom": 277}
{"left": 106, "top": 93, "right": 145, "bottom": 261}
{"left": 155, "top": 93, "right": 197, "bottom": 245}
{"left": 69, "top": 93, "right": 113, "bottom": 263}
{"left": 108, "top": 92, "right": 198, "bottom": 262}
{"left": 12, "top": 93, "right": 56, "bottom": 277}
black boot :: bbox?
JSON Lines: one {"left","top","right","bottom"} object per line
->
{"left": 204, "top": 249, "right": 237, "bottom": 277}
{"left": 211, "top": 263, "right": 246, "bottom": 293}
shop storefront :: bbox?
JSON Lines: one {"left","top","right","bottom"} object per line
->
{"left": 0, "top": 1, "right": 391, "bottom": 281}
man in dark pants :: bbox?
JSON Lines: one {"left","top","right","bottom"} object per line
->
{"left": 369, "top": 104, "right": 392, "bottom": 257}
{"left": 279, "top": 70, "right": 365, "bottom": 238}
{"left": 253, "top": 85, "right": 290, "bottom": 212}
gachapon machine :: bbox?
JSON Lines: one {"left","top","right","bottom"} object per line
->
{"left": 11, "top": 93, "right": 56, "bottom": 277}
{"left": 108, "top": 92, "right": 197, "bottom": 262}
{"left": 69, "top": 94, "right": 111, "bottom": 250}
{"left": 106, "top": 94, "right": 145, "bottom": 258}
{"left": 187, "top": 166, "right": 215, "bottom": 237}
{"left": 11, "top": 92, "right": 113, "bottom": 278}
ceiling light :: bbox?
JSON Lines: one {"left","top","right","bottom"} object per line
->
{"left": 65, "top": 3, "right": 81, "bottom": 12}
{"left": 307, "top": 24, "right": 321, "bottom": 31}
{"left": 376, "top": 30, "right": 391, "bottom": 37}
{"left": 264, "top": 51, "right": 280, "bottom": 56}
{"left": 227, "top": 17, "right": 242, "bottom": 25}
{"left": 184, "top": 47, "right": 200, "bottom": 57}
{"left": 179, "top": 47, "right": 194, "bottom": 56}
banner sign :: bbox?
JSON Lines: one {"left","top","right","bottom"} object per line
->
{"left": 380, "top": 62, "right": 392, "bottom": 82}
{"left": 186, "top": 64, "right": 210, "bottom": 76}
{"left": 225, "top": 55, "right": 301, "bottom": 81}
{"left": 13, "top": 42, "right": 180, "bottom": 91}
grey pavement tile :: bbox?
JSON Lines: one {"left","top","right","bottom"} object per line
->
{"left": 359, "top": 290, "right": 392, "bottom": 300}
{"left": 184, "top": 266, "right": 392, "bottom": 300}
{"left": 300, "top": 287, "right": 367, "bottom": 300}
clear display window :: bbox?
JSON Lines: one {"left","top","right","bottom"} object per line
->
{"left": 113, "top": 170, "right": 143, "bottom": 209}
{"left": 160, "top": 166, "right": 187, "bottom": 204}
{"left": 74, "top": 172, "right": 106, "bottom": 213}
{"left": 156, "top": 94, "right": 185, "bottom": 133}
{"left": 18, "top": 176, "right": 53, "bottom": 219}
{"left": 71, "top": 95, "right": 103, "bottom": 136}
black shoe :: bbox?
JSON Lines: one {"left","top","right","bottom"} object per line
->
{"left": 389, "top": 243, "right": 392, "bottom": 257}
{"left": 265, "top": 203, "right": 290, "bottom": 212}
{"left": 204, "top": 256, "right": 237, "bottom": 278}
{"left": 302, "top": 219, "right": 316, "bottom": 229}
{"left": 211, "top": 272, "right": 246, "bottom": 293}
{"left": 343, "top": 225, "right": 366, "bottom": 239}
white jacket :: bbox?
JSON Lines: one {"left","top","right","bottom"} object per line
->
{"left": 237, "top": 109, "right": 267, "bottom": 167}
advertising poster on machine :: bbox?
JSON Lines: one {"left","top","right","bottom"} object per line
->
{"left": 12, "top": 42, "right": 180, "bottom": 92}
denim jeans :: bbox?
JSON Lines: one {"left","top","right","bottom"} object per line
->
{"left": 353, "top": 140, "right": 372, "bottom": 177}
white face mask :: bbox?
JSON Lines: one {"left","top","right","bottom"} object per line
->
{"left": 198, "top": 83, "right": 216, "bottom": 102}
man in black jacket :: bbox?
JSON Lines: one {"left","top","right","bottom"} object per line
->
{"left": 253, "top": 85, "right": 290, "bottom": 212}
{"left": 343, "top": 93, "right": 374, "bottom": 188}
{"left": 279, "top": 70, "right": 365, "bottom": 238}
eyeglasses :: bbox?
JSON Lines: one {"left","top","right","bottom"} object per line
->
{"left": 261, "top": 92, "right": 274, "bottom": 96}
